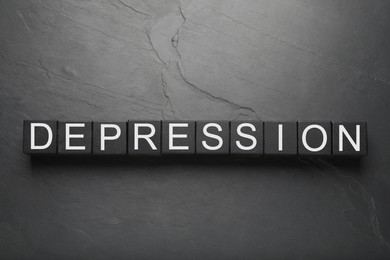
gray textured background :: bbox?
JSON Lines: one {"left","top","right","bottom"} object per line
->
{"left": 1, "top": 0, "right": 390, "bottom": 259}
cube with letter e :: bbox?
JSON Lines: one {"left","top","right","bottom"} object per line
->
{"left": 162, "top": 121, "right": 195, "bottom": 155}
{"left": 58, "top": 122, "right": 92, "bottom": 154}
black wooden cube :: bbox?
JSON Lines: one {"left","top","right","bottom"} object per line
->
{"left": 298, "top": 121, "right": 331, "bottom": 156}
{"left": 162, "top": 121, "right": 195, "bottom": 155}
{"left": 58, "top": 122, "right": 92, "bottom": 154}
{"left": 23, "top": 120, "right": 57, "bottom": 155}
{"left": 333, "top": 122, "right": 367, "bottom": 156}
{"left": 93, "top": 122, "right": 127, "bottom": 155}
{"left": 128, "top": 121, "right": 161, "bottom": 155}
{"left": 230, "top": 121, "right": 263, "bottom": 155}
{"left": 196, "top": 121, "right": 230, "bottom": 154}
{"left": 264, "top": 122, "right": 297, "bottom": 156}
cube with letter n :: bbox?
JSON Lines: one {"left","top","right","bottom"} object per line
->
{"left": 333, "top": 122, "right": 367, "bottom": 156}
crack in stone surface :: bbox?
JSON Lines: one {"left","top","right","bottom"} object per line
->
{"left": 160, "top": 68, "right": 175, "bottom": 119}
{"left": 146, "top": 2, "right": 260, "bottom": 120}
{"left": 38, "top": 57, "right": 51, "bottom": 81}
{"left": 175, "top": 61, "right": 261, "bottom": 119}
{"left": 117, "top": 0, "right": 151, "bottom": 17}
{"left": 17, "top": 10, "right": 32, "bottom": 33}
{"left": 145, "top": 27, "right": 168, "bottom": 66}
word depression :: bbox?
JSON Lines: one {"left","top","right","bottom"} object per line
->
{"left": 23, "top": 121, "right": 367, "bottom": 157}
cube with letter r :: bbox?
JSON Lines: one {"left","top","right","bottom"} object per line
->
{"left": 128, "top": 121, "right": 161, "bottom": 155}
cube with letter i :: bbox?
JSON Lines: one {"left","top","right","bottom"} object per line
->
{"left": 264, "top": 122, "right": 297, "bottom": 156}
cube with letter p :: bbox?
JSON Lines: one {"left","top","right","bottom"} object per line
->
{"left": 93, "top": 122, "right": 127, "bottom": 155}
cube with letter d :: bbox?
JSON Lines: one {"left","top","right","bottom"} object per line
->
{"left": 23, "top": 120, "right": 57, "bottom": 154}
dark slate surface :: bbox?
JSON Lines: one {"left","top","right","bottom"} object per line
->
{"left": 1, "top": 0, "right": 390, "bottom": 259}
